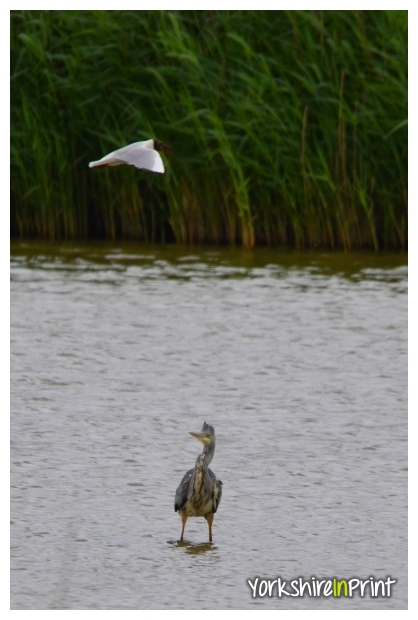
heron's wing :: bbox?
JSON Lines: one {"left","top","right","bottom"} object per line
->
{"left": 112, "top": 144, "right": 164, "bottom": 173}
{"left": 214, "top": 480, "right": 222, "bottom": 513}
{"left": 174, "top": 468, "right": 193, "bottom": 512}
{"left": 209, "top": 468, "right": 222, "bottom": 513}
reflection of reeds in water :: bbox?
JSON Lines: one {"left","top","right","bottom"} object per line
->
{"left": 11, "top": 10, "right": 407, "bottom": 249}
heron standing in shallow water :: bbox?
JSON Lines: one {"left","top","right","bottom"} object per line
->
{"left": 174, "top": 422, "right": 222, "bottom": 542}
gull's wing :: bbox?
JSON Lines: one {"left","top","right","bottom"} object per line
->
{"left": 111, "top": 143, "right": 164, "bottom": 173}
{"left": 89, "top": 143, "right": 164, "bottom": 173}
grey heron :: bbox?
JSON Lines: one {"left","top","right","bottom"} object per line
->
{"left": 174, "top": 422, "right": 222, "bottom": 542}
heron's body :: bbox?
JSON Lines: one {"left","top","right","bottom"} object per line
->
{"left": 89, "top": 139, "right": 170, "bottom": 173}
{"left": 174, "top": 423, "right": 222, "bottom": 542}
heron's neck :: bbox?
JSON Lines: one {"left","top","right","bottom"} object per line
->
{"left": 201, "top": 442, "right": 215, "bottom": 467}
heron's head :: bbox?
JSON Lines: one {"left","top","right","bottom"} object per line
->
{"left": 154, "top": 140, "right": 171, "bottom": 156}
{"left": 189, "top": 421, "right": 215, "bottom": 449}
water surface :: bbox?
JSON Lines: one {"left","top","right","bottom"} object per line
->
{"left": 10, "top": 242, "right": 407, "bottom": 609}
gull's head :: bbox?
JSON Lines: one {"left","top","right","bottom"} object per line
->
{"left": 154, "top": 140, "right": 171, "bottom": 156}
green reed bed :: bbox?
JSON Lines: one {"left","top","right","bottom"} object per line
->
{"left": 11, "top": 10, "right": 407, "bottom": 249}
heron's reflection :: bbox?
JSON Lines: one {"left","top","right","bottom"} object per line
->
{"left": 168, "top": 539, "right": 217, "bottom": 554}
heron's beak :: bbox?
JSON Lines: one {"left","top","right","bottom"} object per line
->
{"left": 189, "top": 432, "right": 209, "bottom": 446}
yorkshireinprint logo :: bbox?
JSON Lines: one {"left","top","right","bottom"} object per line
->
{"left": 248, "top": 576, "right": 396, "bottom": 598}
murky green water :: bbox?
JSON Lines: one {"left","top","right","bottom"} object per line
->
{"left": 10, "top": 242, "right": 407, "bottom": 609}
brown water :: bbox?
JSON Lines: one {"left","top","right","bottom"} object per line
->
{"left": 10, "top": 242, "right": 407, "bottom": 609}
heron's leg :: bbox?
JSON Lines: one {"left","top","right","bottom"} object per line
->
{"left": 206, "top": 513, "right": 214, "bottom": 542}
{"left": 180, "top": 512, "right": 188, "bottom": 541}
